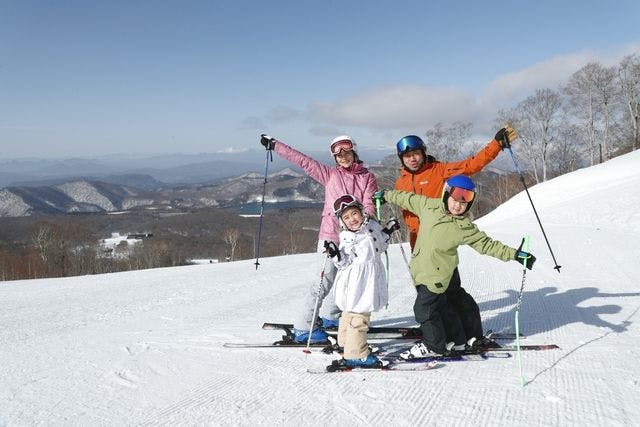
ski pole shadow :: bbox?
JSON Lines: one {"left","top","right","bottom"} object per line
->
{"left": 372, "top": 315, "right": 416, "bottom": 327}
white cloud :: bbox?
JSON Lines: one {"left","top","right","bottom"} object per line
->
{"left": 214, "top": 146, "right": 250, "bottom": 154}
{"left": 266, "top": 105, "right": 304, "bottom": 123}
{"left": 237, "top": 116, "right": 265, "bottom": 130}
{"left": 309, "top": 85, "right": 480, "bottom": 130}
{"left": 252, "top": 43, "right": 640, "bottom": 139}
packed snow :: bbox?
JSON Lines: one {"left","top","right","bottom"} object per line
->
{"left": 1, "top": 151, "right": 640, "bottom": 425}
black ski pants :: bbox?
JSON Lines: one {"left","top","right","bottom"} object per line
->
{"left": 413, "top": 285, "right": 464, "bottom": 353}
{"left": 445, "top": 267, "right": 483, "bottom": 340}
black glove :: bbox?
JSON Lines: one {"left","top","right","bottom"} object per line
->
{"left": 494, "top": 125, "right": 518, "bottom": 149}
{"left": 260, "top": 134, "right": 276, "bottom": 150}
{"left": 323, "top": 240, "right": 340, "bottom": 261}
{"left": 514, "top": 238, "right": 536, "bottom": 270}
{"left": 382, "top": 218, "right": 400, "bottom": 235}
{"left": 372, "top": 190, "right": 386, "bottom": 205}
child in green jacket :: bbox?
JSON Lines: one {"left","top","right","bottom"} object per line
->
{"left": 376, "top": 175, "right": 535, "bottom": 359}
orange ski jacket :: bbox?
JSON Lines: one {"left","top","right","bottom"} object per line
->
{"left": 394, "top": 139, "right": 502, "bottom": 248}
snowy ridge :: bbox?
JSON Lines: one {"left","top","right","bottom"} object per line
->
{"left": 1, "top": 151, "right": 640, "bottom": 424}
{"left": 0, "top": 189, "right": 31, "bottom": 216}
{"left": 56, "top": 181, "right": 117, "bottom": 211}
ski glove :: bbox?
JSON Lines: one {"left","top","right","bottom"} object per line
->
{"left": 260, "top": 134, "right": 276, "bottom": 150}
{"left": 382, "top": 218, "right": 400, "bottom": 236}
{"left": 494, "top": 125, "right": 518, "bottom": 149}
{"left": 323, "top": 240, "right": 341, "bottom": 261}
{"left": 514, "top": 238, "right": 536, "bottom": 270}
{"left": 372, "top": 190, "right": 386, "bottom": 205}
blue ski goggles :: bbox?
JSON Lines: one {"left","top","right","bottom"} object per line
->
{"left": 396, "top": 135, "right": 425, "bottom": 155}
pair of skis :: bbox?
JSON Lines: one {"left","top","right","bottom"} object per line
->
{"left": 257, "top": 322, "right": 559, "bottom": 353}
{"left": 260, "top": 321, "right": 524, "bottom": 341}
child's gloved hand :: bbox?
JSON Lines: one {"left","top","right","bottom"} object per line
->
{"left": 372, "top": 190, "right": 386, "bottom": 205}
{"left": 323, "top": 240, "right": 341, "bottom": 261}
{"left": 514, "top": 238, "right": 536, "bottom": 270}
{"left": 382, "top": 218, "right": 400, "bottom": 235}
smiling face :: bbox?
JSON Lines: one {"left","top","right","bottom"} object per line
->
{"left": 334, "top": 150, "right": 355, "bottom": 168}
{"left": 447, "top": 195, "right": 469, "bottom": 216}
{"left": 340, "top": 206, "right": 364, "bottom": 230}
{"left": 401, "top": 149, "right": 425, "bottom": 172}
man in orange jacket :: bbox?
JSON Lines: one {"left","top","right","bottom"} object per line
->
{"left": 393, "top": 126, "right": 518, "bottom": 345}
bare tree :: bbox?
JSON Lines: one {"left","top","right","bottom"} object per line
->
{"left": 592, "top": 64, "right": 617, "bottom": 160}
{"left": 223, "top": 228, "right": 240, "bottom": 261}
{"left": 564, "top": 62, "right": 617, "bottom": 164}
{"left": 31, "top": 221, "right": 57, "bottom": 264}
{"left": 618, "top": 53, "right": 640, "bottom": 151}
{"left": 520, "top": 88, "right": 563, "bottom": 182}
{"left": 552, "top": 122, "right": 583, "bottom": 176}
{"left": 424, "top": 121, "right": 473, "bottom": 160}
{"left": 497, "top": 89, "right": 562, "bottom": 182}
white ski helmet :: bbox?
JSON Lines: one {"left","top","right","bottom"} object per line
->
{"left": 330, "top": 135, "right": 358, "bottom": 157}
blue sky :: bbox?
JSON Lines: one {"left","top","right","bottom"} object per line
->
{"left": 1, "top": 0, "right": 639, "bottom": 159}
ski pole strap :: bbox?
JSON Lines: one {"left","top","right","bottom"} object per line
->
{"left": 519, "top": 235, "right": 530, "bottom": 269}
{"left": 514, "top": 235, "right": 530, "bottom": 311}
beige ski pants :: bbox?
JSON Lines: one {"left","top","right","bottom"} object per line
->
{"left": 337, "top": 311, "right": 371, "bottom": 360}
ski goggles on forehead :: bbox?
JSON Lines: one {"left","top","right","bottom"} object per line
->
{"left": 396, "top": 136, "right": 424, "bottom": 154}
{"left": 333, "top": 194, "right": 357, "bottom": 214}
{"left": 330, "top": 139, "right": 354, "bottom": 155}
{"left": 450, "top": 187, "right": 475, "bottom": 202}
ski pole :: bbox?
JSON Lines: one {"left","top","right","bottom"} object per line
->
{"left": 304, "top": 259, "right": 327, "bottom": 354}
{"left": 505, "top": 144, "right": 561, "bottom": 273}
{"left": 375, "top": 197, "right": 391, "bottom": 310}
{"left": 375, "top": 197, "right": 390, "bottom": 284}
{"left": 398, "top": 241, "right": 410, "bottom": 270}
{"left": 254, "top": 135, "right": 273, "bottom": 270}
{"left": 514, "top": 235, "right": 530, "bottom": 387}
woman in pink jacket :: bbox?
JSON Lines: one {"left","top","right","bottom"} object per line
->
{"left": 260, "top": 135, "right": 379, "bottom": 343}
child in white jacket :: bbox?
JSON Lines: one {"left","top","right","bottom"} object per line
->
{"left": 324, "top": 194, "right": 399, "bottom": 368}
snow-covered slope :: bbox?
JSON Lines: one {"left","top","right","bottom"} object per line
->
{"left": 1, "top": 151, "right": 640, "bottom": 425}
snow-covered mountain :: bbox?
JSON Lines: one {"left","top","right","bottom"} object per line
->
{"left": 0, "top": 167, "right": 322, "bottom": 217}
{"left": 0, "top": 180, "right": 143, "bottom": 216}
{"left": 1, "top": 150, "right": 639, "bottom": 425}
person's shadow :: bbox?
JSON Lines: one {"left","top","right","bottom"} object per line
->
{"left": 480, "top": 286, "right": 638, "bottom": 336}
{"left": 374, "top": 286, "right": 639, "bottom": 336}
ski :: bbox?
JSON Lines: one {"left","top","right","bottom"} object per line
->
{"left": 463, "top": 344, "right": 558, "bottom": 352}
{"left": 223, "top": 341, "right": 330, "bottom": 349}
{"left": 261, "top": 322, "right": 523, "bottom": 340}
{"left": 223, "top": 334, "right": 331, "bottom": 349}
{"left": 307, "top": 360, "right": 441, "bottom": 374}
{"left": 383, "top": 344, "right": 558, "bottom": 363}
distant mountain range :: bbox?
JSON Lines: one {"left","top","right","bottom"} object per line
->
{"left": 0, "top": 167, "right": 325, "bottom": 217}
{"left": 0, "top": 148, "right": 392, "bottom": 188}
{"left": 0, "top": 149, "right": 395, "bottom": 217}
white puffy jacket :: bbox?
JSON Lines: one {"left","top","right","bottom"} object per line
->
{"left": 333, "top": 217, "right": 389, "bottom": 313}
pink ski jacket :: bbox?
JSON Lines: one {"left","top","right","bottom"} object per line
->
{"left": 274, "top": 140, "right": 378, "bottom": 243}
